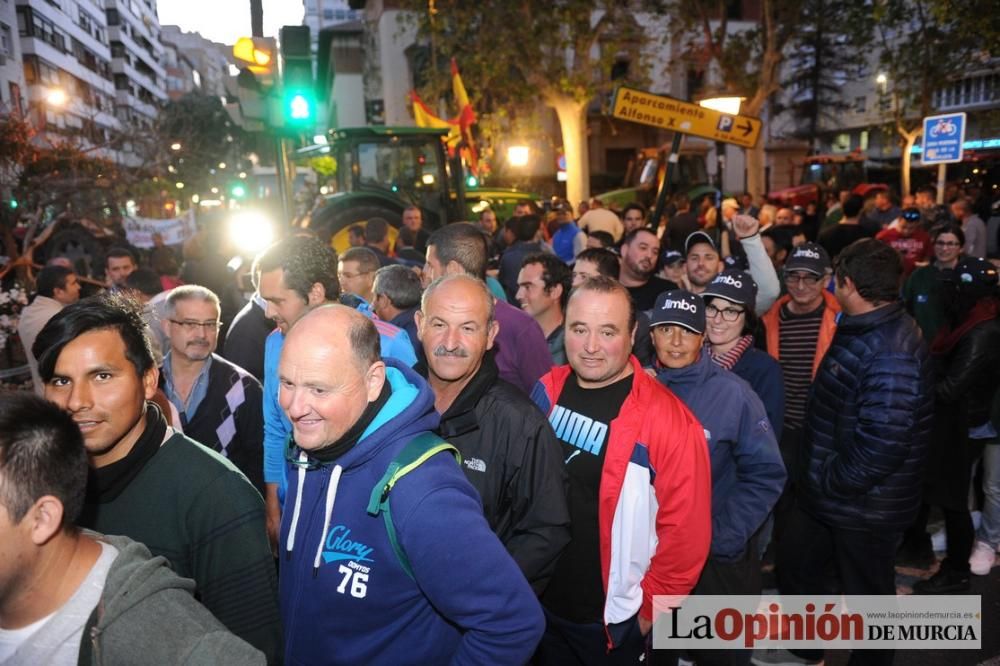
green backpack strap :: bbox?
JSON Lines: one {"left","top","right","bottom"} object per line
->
{"left": 366, "top": 432, "right": 460, "bottom": 580}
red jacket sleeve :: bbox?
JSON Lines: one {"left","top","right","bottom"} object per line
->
{"left": 639, "top": 400, "right": 713, "bottom": 621}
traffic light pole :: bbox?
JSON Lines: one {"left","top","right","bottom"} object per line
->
{"left": 275, "top": 137, "right": 294, "bottom": 224}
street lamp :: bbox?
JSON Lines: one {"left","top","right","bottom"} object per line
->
{"left": 507, "top": 145, "right": 530, "bottom": 168}
{"left": 698, "top": 92, "right": 745, "bottom": 195}
{"left": 45, "top": 88, "right": 68, "bottom": 107}
{"left": 876, "top": 73, "right": 888, "bottom": 94}
{"left": 170, "top": 142, "right": 182, "bottom": 151}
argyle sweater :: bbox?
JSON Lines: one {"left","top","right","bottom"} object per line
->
{"left": 161, "top": 354, "right": 265, "bottom": 495}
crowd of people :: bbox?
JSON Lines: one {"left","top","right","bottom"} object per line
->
{"left": 1, "top": 186, "right": 999, "bottom": 666}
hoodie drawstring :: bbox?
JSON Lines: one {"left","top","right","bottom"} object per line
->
{"left": 313, "top": 464, "right": 343, "bottom": 576}
{"left": 285, "top": 453, "right": 308, "bottom": 558}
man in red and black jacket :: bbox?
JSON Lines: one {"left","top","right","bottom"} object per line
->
{"left": 531, "top": 275, "right": 712, "bottom": 664}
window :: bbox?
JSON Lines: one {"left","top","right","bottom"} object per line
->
{"left": 854, "top": 96, "right": 866, "bottom": 113}
{"left": 106, "top": 8, "right": 119, "bottom": 26}
{"left": 0, "top": 22, "right": 11, "bottom": 55}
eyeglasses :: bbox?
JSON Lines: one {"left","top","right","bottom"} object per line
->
{"left": 934, "top": 240, "right": 961, "bottom": 247}
{"left": 705, "top": 304, "right": 745, "bottom": 321}
{"left": 169, "top": 319, "right": 222, "bottom": 332}
{"left": 784, "top": 273, "right": 822, "bottom": 286}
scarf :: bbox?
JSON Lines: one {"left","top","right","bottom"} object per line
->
{"left": 710, "top": 334, "right": 754, "bottom": 371}
{"left": 86, "top": 402, "right": 167, "bottom": 504}
{"left": 306, "top": 382, "right": 392, "bottom": 464}
{"left": 931, "top": 298, "right": 1000, "bottom": 356}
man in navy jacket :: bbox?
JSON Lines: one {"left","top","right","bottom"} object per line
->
{"left": 777, "top": 239, "right": 933, "bottom": 666}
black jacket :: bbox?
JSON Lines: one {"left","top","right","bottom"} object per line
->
{"left": 934, "top": 309, "right": 1000, "bottom": 429}
{"left": 420, "top": 351, "right": 571, "bottom": 594}
{"left": 798, "top": 303, "right": 933, "bottom": 531}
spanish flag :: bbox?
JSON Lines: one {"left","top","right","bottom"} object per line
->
{"left": 409, "top": 59, "right": 479, "bottom": 175}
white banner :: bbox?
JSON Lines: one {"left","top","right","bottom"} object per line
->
{"left": 124, "top": 210, "right": 196, "bottom": 248}
{"left": 652, "top": 595, "right": 982, "bottom": 650}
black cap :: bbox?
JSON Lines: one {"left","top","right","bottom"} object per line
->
{"left": 662, "top": 249, "right": 684, "bottom": 266}
{"left": 784, "top": 242, "right": 831, "bottom": 276}
{"left": 701, "top": 269, "right": 758, "bottom": 307}
{"left": 650, "top": 290, "right": 706, "bottom": 334}
{"left": 685, "top": 230, "right": 717, "bottom": 256}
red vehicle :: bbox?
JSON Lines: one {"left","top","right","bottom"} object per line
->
{"left": 768, "top": 151, "right": 890, "bottom": 208}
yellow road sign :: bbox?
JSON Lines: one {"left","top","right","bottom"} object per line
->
{"left": 611, "top": 86, "right": 762, "bottom": 149}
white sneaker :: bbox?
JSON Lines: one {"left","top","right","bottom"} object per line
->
{"left": 969, "top": 540, "right": 997, "bottom": 576}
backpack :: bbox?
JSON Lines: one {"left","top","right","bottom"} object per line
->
{"left": 365, "top": 432, "right": 460, "bottom": 580}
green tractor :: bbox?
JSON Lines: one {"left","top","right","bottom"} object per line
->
{"left": 597, "top": 143, "right": 718, "bottom": 212}
{"left": 301, "top": 127, "right": 538, "bottom": 252}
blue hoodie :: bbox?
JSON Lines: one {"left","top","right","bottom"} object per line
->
{"left": 279, "top": 360, "right": 544, "bottom": 665}
{"left": 657, "top": 351, "right": 786, "bottom": 561}
{"left": 263, "top": 308, "right": 418, "bottom": 499}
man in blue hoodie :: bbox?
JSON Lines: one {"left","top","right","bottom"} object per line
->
{"left": 651, "top": 289, "right": 785, "bottom": 666}
{"left": 276, "top": 304, "right": 544, "bottom": 665}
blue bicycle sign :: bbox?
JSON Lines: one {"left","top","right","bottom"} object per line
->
{"left": 922, "top": 113, "right": 966, "bottom": 164}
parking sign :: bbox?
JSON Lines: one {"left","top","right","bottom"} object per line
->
{"left": 921, "top": 113, "right": 966, "bottom": 164}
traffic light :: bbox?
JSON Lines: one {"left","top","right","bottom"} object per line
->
{"left": 229, "top": 182, "right": 248, "bottom": 199}
{"left": 279, "top": 26, "right": 314, "bottom": 131}
{"left": 233, "top": 37, "right": 277, "bottom": 87}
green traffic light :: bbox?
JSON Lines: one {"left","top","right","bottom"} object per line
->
{"left": 231, "top": 184, "right": 247, "bottom": 198}
{"left": 9, "top": 199, "right": 18, "bottom": 210}
{"left": 289, "top": 93, "right": 311, "bottom": 120}
{"left": 466, "top": 175, "right": 478, "bottom": 188}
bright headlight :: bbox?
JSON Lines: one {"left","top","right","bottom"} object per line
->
{"left": 228, "top": 211, "right": 275, "bottom": 255}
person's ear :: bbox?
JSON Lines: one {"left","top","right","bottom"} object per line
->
{"left": 307, "top": 282, "right": 326, "bottom": 306}
{"left": 414, "top": 310, "right": 425, "bottom": 341}
{"left": 485, "top": 319, "right": 500, "bottom": 351}
{"left": 27, "top": 495, "right": 65, "bottom": 546}
{"left": 364, "top": 361, "right": 386, "bottom": 401}
{"left": 142, "top": 365, "right": 159, "bottom": 401}
{"left": 444, "top": 260, "right": 464, "bottom": 276}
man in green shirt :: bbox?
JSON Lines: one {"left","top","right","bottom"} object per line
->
{"left": 33, "top": 292, "right": 282, "bottom": 663}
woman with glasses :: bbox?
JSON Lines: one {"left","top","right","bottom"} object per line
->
{"left": 903, "top": 223, "right": 965, "bottom": 342}
{"left": 701, "top": 270, "right": 785, "bottom": 443}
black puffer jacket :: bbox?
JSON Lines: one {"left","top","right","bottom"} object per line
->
{"left": 798, "top": 303, "right": 933, "bottom": 531}
{"left": 420, "top": 351, "right": 571, "bottom": 594}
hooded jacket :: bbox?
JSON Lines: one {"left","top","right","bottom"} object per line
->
{"left": 761, "top": 290, "right": 841, "bottom": 380}
{"left": 531, "top": 356, "right": 712, "bottom": 638}
{"left": 262, "top": 304, "right": 417, "bottom": 497}
{"left": 799, "top": 303, "right": 933, "bottom": 531}
{"left": 279, "top": 359, "right": 544, "bottom": 665}
{"left": 657, "top": 351, "right": 786, "bottom": 561}
{"left": 78, "top": 534, "right": 265, "bottom": 665}
{"left": 429, "top": 350, "right": 571, "bottom": 594}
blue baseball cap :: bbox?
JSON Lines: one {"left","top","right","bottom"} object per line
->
{"left": 650, "top": 289, "right": 705, "bottom": 334}
{"left": 701, "top": 269, "right": 758, "bottom": 307}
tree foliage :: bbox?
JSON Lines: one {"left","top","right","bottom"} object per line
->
{"left": 397, "top": 1, "right": 651, "bottom": 204}
{"left": 873, "top": 0, "right": 998, "bottom": 192}
{"left": 158, "top": 92, "right": 246, "bottom": 196}
{"left": 779, "top": 0, "right": 872, "bottom": 149}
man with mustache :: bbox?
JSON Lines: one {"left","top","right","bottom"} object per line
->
{"left": 618, "top": 228, "right": 676, "bottom": 311}
{"left": 416, "top": 275, "right": 570, "bottom": 593}
{"left": 159, "top": 285, "right": 265, "bottom": 494}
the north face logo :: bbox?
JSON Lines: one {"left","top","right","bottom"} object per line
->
{"left": 795, "top": 248, "right": 821, "bottom": 260}
{"left": 662, "top": 298, "right": 697, "bottom": 312}
{"left": 464, "top": 458, "right": 487, "bottom": 473}
{"left": 712, "top": 274, "right": 743, "bottom": 288}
